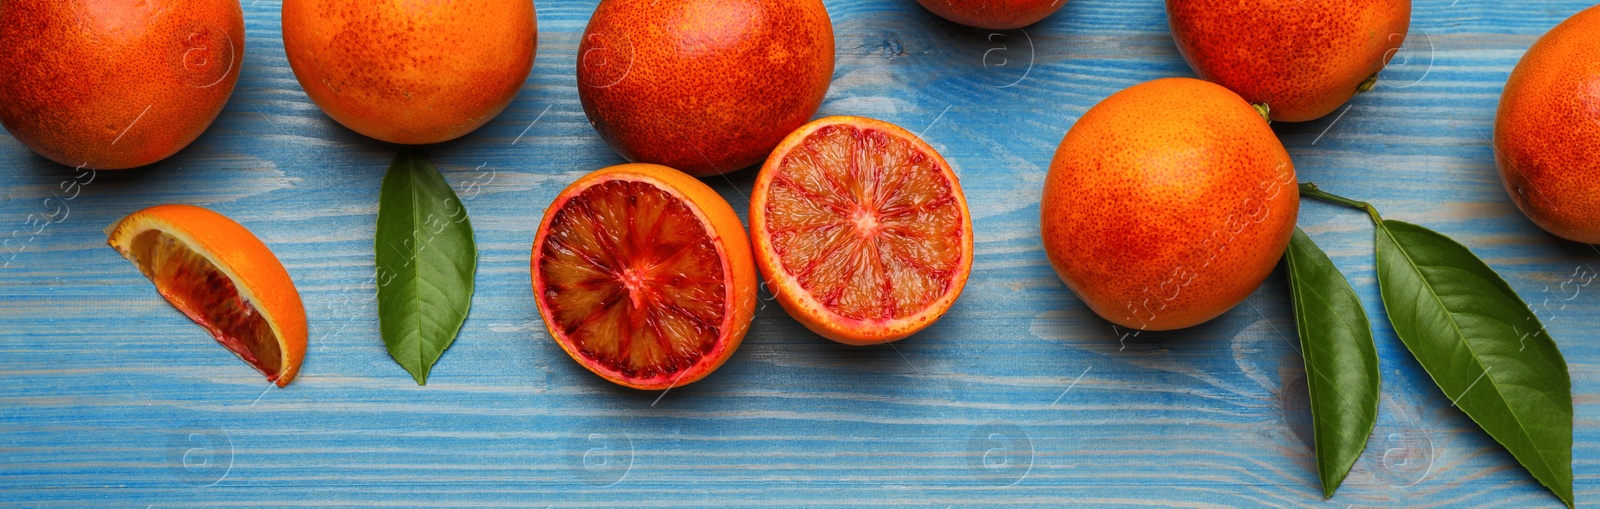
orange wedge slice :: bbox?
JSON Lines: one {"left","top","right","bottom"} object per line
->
{"left": 107, "top": 204, "right": 307, "bottom": 387}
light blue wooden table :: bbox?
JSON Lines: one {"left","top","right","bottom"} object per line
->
{"left": 3, "top": 0, "right": 1597, "bottom": 506}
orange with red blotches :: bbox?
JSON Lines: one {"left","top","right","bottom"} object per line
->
{"left": 1495, "top": 4, "right": 1600, "bottom": 244}
{"left": 1166, "top": 0, "right": 1411, "bottom": 122}
{"left": 577, "top": 0, "right": 834, "bottom": 176}
{"left": 1041, "top": 78, "right": 1298, "bottom": 331}
{"left": 0, "top": 0, "right": 243, "bottom": 170}
{"left": 282, "top": 0, "right": 536, "bottom": 145}
{"left": 915, "top": 0, "right": 1068, "bottom": 30}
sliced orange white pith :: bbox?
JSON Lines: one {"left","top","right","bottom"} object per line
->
{"left": 530, "top": 164, "right": 758, "bottom": 390}
{"left": 750, "top": 115, "right": 975, "bottom": 345}
{"left": 107, "top": 204, "right": 307, "bottom": 387}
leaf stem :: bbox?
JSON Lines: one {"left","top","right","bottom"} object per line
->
{"left": 1300, "top": 183, "right": 1383, "bottom": 224}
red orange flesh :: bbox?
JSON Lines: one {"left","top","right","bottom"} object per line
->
{"left": 751, "top": 116, "right": 974, "bottom": 345}
{"left": 532, "top": 164, "right": 757, "bottom": 389}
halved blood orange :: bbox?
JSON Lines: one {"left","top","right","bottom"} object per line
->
{"left": 531, "top": 164, "right": 758, "bottom": 390}
{"left": 750, "top": 115, "right": 974, "bottom": 345}
{"left": 106, "top": 204, "right": 307, "bottom": 387}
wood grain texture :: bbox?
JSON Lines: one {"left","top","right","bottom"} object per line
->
{"left": 2, "top": 0, "right": 1598, "bottom": 506}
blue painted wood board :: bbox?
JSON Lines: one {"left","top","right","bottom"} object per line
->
{"left": 3, "top": 0, "right": 1598, "bottom": 506}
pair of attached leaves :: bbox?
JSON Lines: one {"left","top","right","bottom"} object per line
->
{"left": 374, "top": 150, "right": 477, "bottom": 385}
{"left": 1286, "top": 183, "right": 1572, "bottom": 507}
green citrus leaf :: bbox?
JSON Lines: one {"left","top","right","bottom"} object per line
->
{"left": 375, "top": 149, "right": 477, "bottom": 386}
{"left": 1284, "top": 228, "right": 1380, "bottom": 498}
{"left": 1374, "top": 219, "right": 1572, "bottom": 508}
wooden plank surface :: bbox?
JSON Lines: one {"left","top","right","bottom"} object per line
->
{"left": 3, "top": 0, "right": 1598, "bottom": 506}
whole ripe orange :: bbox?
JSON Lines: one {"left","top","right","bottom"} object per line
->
{"left": 1041, "top": 78, "right": 1298, "bottom": 331}
{"left": 531, "top": 164, "right": 757, "bottom": 390}
{"left": 914, "top": 0, "right": 1068, "bottom": 30}
{"left": 0, "top": 0, "right": 244, "bottom": 170}
{"left": 577, "top": 0, "right": 835, "bottom": 176}
{"left": 1495, "top": 4, "right": 1600, "bottom": 244}
{"left": 281, "top": 0, "right": 536, "bottom": 145}
{"left": 108, "top": 204, "right": 308, "bottom": 387}
{"left": 1166, "top": 0, "right": 1411, "bottom": 122}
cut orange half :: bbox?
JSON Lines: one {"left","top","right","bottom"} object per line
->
{"left": 530, "top": 164, "right": 758, "bottom": 390}
{"left": 750, "top": 115, "right": 974, "bottom": 345}
{"left": 107, "top": 204, "right": 307, "bottom": 387}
